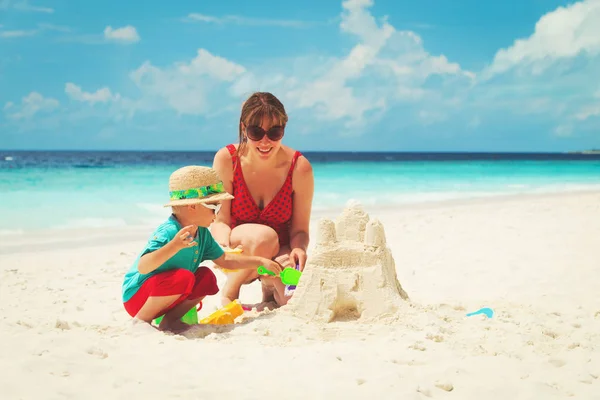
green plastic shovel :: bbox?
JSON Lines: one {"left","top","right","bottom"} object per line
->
{"left": 257, "top": 266, "right": 302, "bottom": 286}
{"left": 154, "top": 306, "right": 198, "bottom": 326}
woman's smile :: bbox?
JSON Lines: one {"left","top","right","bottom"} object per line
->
{"left": 257, "top": 146, "right": 273, "bottom": 155}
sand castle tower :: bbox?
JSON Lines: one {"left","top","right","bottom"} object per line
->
{"left": 286, "top": 201, "right": 409, "bottom": 323}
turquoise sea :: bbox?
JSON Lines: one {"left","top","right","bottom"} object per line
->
{"left": 1, "top": 150, "right": 600, "bottom": 234}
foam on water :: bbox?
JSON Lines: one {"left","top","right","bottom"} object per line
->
{"left": 1, "top": 151, "right": 600, "bottom": 232}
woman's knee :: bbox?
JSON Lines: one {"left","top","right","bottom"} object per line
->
{"left": 232, "top": 225, "right": 280, "bottom": 258}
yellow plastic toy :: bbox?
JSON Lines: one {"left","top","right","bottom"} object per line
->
{"left": 199, "top": 300, "right": 245, "bottom": 325}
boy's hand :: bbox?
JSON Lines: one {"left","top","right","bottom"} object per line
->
{"left": 262, "top": 259, "right": 283, "bottom": 276}
{"left": 172, "top": 225, "right": 197, "bottom": 250}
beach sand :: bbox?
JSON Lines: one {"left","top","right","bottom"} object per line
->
{"left": 1, "top": 190, "right": 599, "bottom": 399}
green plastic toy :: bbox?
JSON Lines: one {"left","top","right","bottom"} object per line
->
{"left": 154, "top": 306, "right": 198, "bottom": 326}
{"left": 257, "top": 266, "right": 302, "bottom": 286}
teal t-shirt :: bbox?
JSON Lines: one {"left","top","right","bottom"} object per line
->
{"left": 121, "top": 214, "right": 224, "bottom": 302}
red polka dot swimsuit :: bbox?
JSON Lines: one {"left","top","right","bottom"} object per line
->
{"left": 226, "top": 144, "right": 302, "bottom": 246}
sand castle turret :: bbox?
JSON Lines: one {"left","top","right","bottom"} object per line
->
{"left": 286, "top": 201, "right": 409, "bottom": 323}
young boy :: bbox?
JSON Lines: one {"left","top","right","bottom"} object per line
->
{"left": 122, "top": 165, "right": 282, "bottom": 332}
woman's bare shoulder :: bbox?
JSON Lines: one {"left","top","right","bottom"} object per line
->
{"left": 283, "top": 145, "right": 312, "bottom": 176}
{"left": 214, "top": 144, "right": 237, "bottom": 159}
{"left": 213, "top": 145, "right": 236, "bottom": 174}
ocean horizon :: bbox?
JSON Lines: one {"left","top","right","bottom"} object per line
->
{"left": 2, "top": 149, "right": 600, "bottom": 235}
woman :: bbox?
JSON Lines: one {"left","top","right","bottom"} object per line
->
{"left": 211, "top": 92, "right": 314, "bottom": 308}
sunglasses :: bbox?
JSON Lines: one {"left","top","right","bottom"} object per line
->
{"left": 201, "top": 202, "right": 221, "bottom": 214}
{"left": 245, "top": 125, "right": 285, "bottom": 141}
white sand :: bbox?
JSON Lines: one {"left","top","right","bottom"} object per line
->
{"left": 1, "top": 191, "right": 600, "bottom": 399}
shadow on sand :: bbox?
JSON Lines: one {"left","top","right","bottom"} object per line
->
{"left": 173, "top": 308, "right": 281, "bottom": 339}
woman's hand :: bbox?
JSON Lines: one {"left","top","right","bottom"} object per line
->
{"left": 289, "top": 247, "right": 307, "bottom": 271}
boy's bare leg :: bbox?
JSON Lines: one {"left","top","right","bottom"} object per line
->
{"left": 218, "top": 224, "right": 280, "bottom": 307}
{"left": 158, "top": 296, "right": 205, "bottom": 332}
{"left": 135, "top": 294, "right": 181, "bottom": 323}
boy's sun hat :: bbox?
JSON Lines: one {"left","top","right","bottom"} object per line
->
{"left": 164, "top": 165, "right": 234, "bottom": 207}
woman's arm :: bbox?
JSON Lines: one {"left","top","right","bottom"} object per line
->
{"left": 211, "top": 147, "right": 234, "bottom": 248}
{"left": 289, "top": 156, "right": 314, "bottom": 269}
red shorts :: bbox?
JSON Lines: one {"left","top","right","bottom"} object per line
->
{"left": 123, "top": 267, "right": 219, "bottom": 319}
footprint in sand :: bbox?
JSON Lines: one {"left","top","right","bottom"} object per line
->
{"left": 409, "top": 342, "right": 427, "bottom": 351}
{"left": 16, "top": 320, "right": 34, "bottom": 329}
{"left": 542, "top": 329, "right": 559, "bottom": 339}
{"left": 86, "top": 346, "right": 108, "bottom": 359}
{"left": 548, "top": 358, "right": 566, "bottom": 368}
{"left": 55, "top": 319, "right": 70, "bottom": 330}
{"left": 426, "top": 333, "right": 444, "bottom": 343}
{"left": 435, "top": 381, "right": 454, "bottom": 392}
{"left": 416, "top": 386, "right": 432, "bottom": 397}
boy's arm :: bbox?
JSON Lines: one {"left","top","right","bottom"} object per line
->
{"left": 213, "top": 252, "right": 282, "bottom": 275}
{"left": 138, "top": 225, "right": 196, "bottom": 274}
{"left": 137, "top": 241, "right": 180, "bottom": 275}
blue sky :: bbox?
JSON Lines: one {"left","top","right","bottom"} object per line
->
{"left": 1, "top": 0, "right": 599, "bottom": 152}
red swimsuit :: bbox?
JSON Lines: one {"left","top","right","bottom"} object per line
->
{"left": 226, "top": 144, "right": 301, "bottom": 246}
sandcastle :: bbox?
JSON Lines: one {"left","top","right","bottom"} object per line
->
{"left": 286, "top": 201, "right": 409, "bottom": 323}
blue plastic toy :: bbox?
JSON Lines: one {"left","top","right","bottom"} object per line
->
{"left": 466, "top": 307, "right": 494, "bottom": 318}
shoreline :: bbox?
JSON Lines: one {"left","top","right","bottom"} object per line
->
{"left": 1, "top": 187, "right": 599, "bottom": 254}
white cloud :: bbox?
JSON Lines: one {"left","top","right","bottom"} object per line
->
{"left": 4, "top": 92, "right": 59, "bottom": 119}
{"left": 185, "top": 13, "right": 316, "bottom": 28}
{"left": 65, "top": 83, "right": 121, "bottom": 104}
{"left": 554, "top": 124, "right": 574, "bottom": 137}
{"left": 485, "top": 0, "right": 600, "bottom": 77}
{"left": 38, "top": 23, "right": 71, "bottom": 33}
{"left": 0, "top": 24, "right": 70, "bottom": 39}
{"left": 283, "top": 0, "right": 471, "bottom": 126}
{"left": 13, "top": 0, "right": 52, "bottom": 13}
{"left": 103, "top": 25, "right": 140, "bottom": 44}
{"left": 0, "top": 29, "right": 37, "bottom": 38}
{"left": 0, "top": 0, "right": 53, "bottom": 13}
{"left": 575, "top": 104, "right": 600, "bottom": 120}
{"left": 473, "top": 0, "right": 600, "bottom": 133}
{"left": 129, "top": 49, "right": 246, "bottom": 115}
{"left": 572, "top": 86, "right": 600, "bottom": 120}
{"left": 47, "top": 0, "right": 470, "bottom": 130}
{"left": 468, "top": 116, "right": 481, "bottom": 129}
{"left": 418, "top": 110, "right": 447, "bottom": 125}
{"left": 10, "top": 0, "right": 598, "bottom": 144}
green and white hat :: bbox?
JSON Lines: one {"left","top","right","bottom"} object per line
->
{"left": 164, "top": 165, "right": 234, "bottom": 207}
